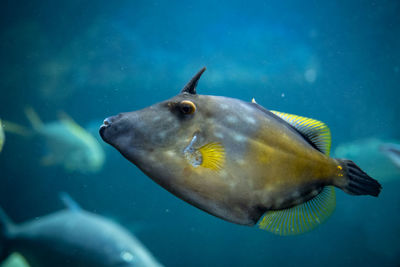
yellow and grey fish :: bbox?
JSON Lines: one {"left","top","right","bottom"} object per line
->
{"left": 100, "top": 67, "right": 382, "bottom": 235}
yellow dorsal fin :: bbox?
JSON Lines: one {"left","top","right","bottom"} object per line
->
{"left": 271, "top": 111, "right": 332, "bottom": 155}
{"left": 198, "top": 142, "right": 225, "bottom": 171}
{"left": 258, "top": 186, "right": 336, "bottom": 235}
{"left": 24, "top": 107, "right": 43, "bottom": 131}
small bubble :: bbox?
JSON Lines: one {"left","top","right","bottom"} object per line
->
{"left": 281, "top": 93, "right": 285, "bottom": 98}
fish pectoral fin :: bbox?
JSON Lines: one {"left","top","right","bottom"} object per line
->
{"left": 270, "top": 110, "right": 332, "bottom": 155}
{"left": 198, "top": 142, "right": 225, "bottom": 171}
{"left": 258, "top": 186, "right": 336, "bottom": 235}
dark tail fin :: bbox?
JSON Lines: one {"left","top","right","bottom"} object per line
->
{"left": 0, "top": 207, "right": 13, "bottom": 262}
{"left": 335, "top": 159, "right": 382, "bottom": 197}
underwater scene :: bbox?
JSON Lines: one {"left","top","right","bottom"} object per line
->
{"left": 0, "top": 0, "right": 399, "bottom": 266}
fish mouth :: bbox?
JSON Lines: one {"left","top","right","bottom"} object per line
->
{"left": 99, "top": 117, "right": 113, "bottom": 142}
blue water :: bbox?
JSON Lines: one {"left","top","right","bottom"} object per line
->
{"left": 1, "top": 0, "right": 399, "bottom": 266}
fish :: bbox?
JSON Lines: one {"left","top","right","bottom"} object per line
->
{"left": 334, "top": 138, "right": 400, "bottom": 183}
{"left": 99, "top": 67, "right": 382, "bottom": 235}
{"left": 379, "top": 142, "right": 400, "bottom": 169}
{"left": 3, "top": 108, "right": 105, "bottom": 173}
{"left": 0, "top": 120, "right": 4, "bottom": 153}
{"left": 0, "top": 194, "right": 164, "bottom": 267}
{"left": 0, "top": 253, "right": 30, "bottom": 267}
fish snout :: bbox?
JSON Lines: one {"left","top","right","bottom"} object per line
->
{"left": 99, "top": 114, "right": 123, "bottom": 142}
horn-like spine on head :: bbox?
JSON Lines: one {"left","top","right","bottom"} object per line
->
{"left": 181, "top": 67, "right": 206, "bottom": 94}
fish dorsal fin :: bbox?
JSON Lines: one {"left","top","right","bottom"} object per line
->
{"left": 58, "top": 112, "right": 93, "bottom": 141}
{"left": 271, "top": 111, "right": 332, "bottom": 155}
{"left": 258, "top": 186, "right": 336, "bottom": 235}
{"left": 58, "top": 112, "right": 82, "bottom": 131}
{"left": 59, "top": 192, "right": 82, "bottom": 211}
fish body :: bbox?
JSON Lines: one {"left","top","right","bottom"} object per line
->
{"left": 100, "top": 68, "right": 381, "bottom": 234}
{"left": 0, "top": 195, "right": 163, "bottom": 267}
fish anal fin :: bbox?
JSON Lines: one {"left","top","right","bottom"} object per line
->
{"left": 271, "top": 111, "right": 332, "bottom": 155}
{"left": 258, "top": 186, "right": 336, "bottom": 235}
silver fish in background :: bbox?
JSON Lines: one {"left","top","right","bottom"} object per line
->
{"left": 100, "top": 67, "right": 381, "bottom": 235}
{"left": 3, "top": 108, "right": 105, "bottom": 173}
{"left": 0, "top": 120, "right": 4, "bottom": 153}
{"left": 380, "top": 142, "right": 400, "bottom": 169}
{"left": 334, "top": 138, "right": 400, "bottom": 183}
{"left": 0, "top": 194, "right": 163, "bottom": 267}
{"left": 0, "top": 253, "right": 29, "bottom": 267}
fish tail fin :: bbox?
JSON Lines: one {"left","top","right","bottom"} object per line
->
{"left": 334, "top": 159, "right": 382, "bottom": 197}
{"left": 24, "top": 106, "right": 43, "bottom": 131}
{"left": 1, "top": 120, "right": 31, "bottom": 137}
{"left": 0, "top": 207, "right": 14, "bottom": 262}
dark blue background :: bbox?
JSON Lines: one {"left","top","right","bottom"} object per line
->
{"left": 0, "top": 0, "right": 399, "bottom": 266}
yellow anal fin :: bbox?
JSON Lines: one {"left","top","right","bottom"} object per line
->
{"left": 24, "top": 106, "right": 43, "bottom": 131}
{"left": 199, "top": 142, "right": 225, "bottom": 171}
{"left": 271, "top": 110, "right": 332, "bottom": 155}
{"left": 258, "top": 186, "right": 336, "bottom": 235}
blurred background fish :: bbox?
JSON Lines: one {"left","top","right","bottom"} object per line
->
{"left": 0, "top": 120, "right": 4, "bottom": 153}
{"left": 0, "top": 253, "right": 29, "bottom": 267}
{"left": 380, "top": 142, "right": 400, "bottom": 169}
{"left": 334, "top": 138, "right": 400, "bottom": 183}
{"left": 0, "top": 194, "right": 163, "bottom": 267}
{"left": 3, "top": 108, "right": 105, "bottom": 173}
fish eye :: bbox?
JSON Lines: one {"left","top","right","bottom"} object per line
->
{"left": 179, "top": 100, "right": 196, "bottom": 115}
